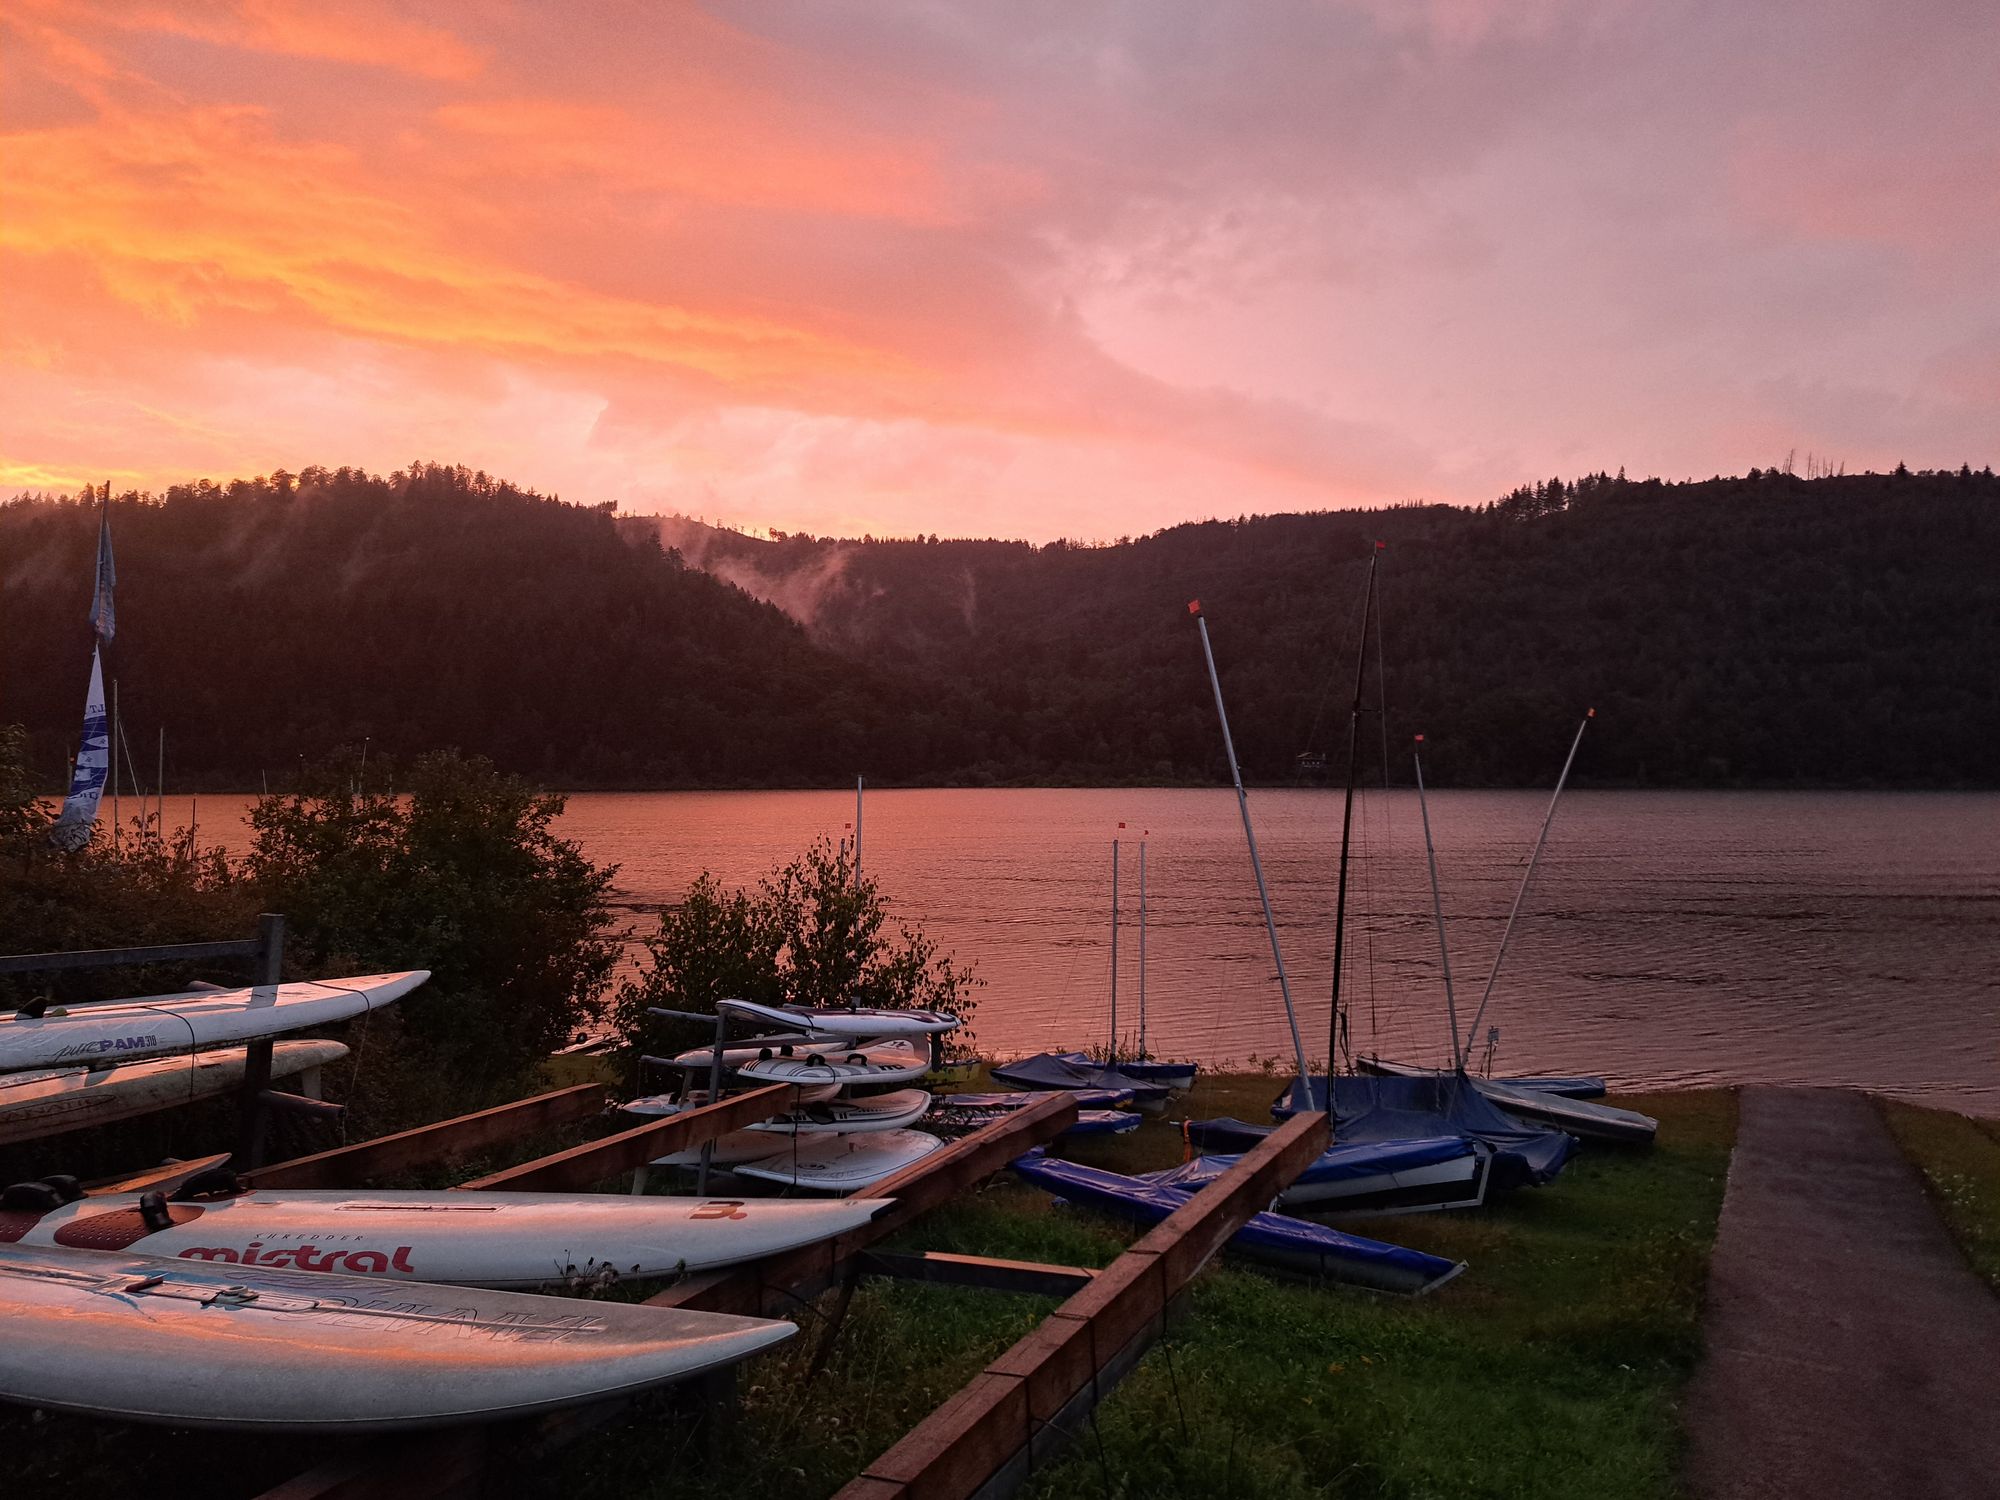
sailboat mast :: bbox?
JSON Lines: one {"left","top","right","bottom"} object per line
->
{"left": 854, "top": 775, "right": 864, "bottom": 887}
{"left": 1460, "top": 709, "right": 1594, "bottom": 1060}
{"left": 1104, "top": 840, "right": 1120, "bottom": 1064}
{"left": 1192, "top": 603, "right": 1313, "bottom": 1111}
{"left": 1137, "top": 838, "right": 1148, "bottom": 1059}
{"left": 1411, "top": 736, "right": 1465, "bottom": 1071}
{"left": 1327, "top": 546, "right": 1380, "bottom": 1079}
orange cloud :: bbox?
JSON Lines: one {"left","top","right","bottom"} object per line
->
{"left": 14, "top": 0, "right": 485, "bottom": 81}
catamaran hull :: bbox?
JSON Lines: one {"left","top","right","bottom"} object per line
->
{"left": 1356, "top": 1056, "right": 1607, "bottom": 1100}
{"left": 1470, "top": 1077, "right": 1658, "bottom": 1146}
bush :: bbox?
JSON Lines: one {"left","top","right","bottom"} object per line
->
{"left": 615, "top": 835, "right": 980, "bottom": 1066}
{"left": 246, "top": 749, "right": 618, "bottom": 1131}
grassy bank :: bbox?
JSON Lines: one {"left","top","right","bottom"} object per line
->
{"left": 1878, "top": 1098, "right": 2000, "bottom": 1291}
{"left": 540, "top": 1080, "right": 1737, "bottom": 1500}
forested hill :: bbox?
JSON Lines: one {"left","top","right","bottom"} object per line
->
{"left": 0, "top": 466, "right": 915, "bottom": 787}
{"left": 654, "top": 465, "right": 2000, "bottom": 788}
{"left": 4, "top": 463, "right": 1997, "bottom": 790}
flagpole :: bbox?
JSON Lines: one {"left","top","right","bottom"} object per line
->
{"left": 111, "top": 679, "right": 120, "bottom": 853}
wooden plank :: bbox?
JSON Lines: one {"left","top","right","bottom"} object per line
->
{"left": 84, "top": 1152, "right": 232, "bottom": 1197}
{"left": 455, "top": 1083, "right": 792, "bottom": 1192}
{"left": 856, "top": 1251, "right": 1097, "bottom": 1299}
{"left": 836, "top": 1109, "right": 1328, "bottom": 1500}
{"left": 243, "top": 1083, "right": 605, "bottom": 1189}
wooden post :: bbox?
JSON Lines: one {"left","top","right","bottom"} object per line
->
{"left": 234, "top": 912, "right": 284, "bottom": 1167}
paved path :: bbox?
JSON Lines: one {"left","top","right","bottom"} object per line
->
{"left": 1684, "top": 1087, "right": 2000, "bottom": 1499}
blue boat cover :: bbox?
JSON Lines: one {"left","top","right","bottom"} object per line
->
{"left": 1148, "top": 1134, "right": 1476, "bottom": 1194}
{"left": 1056, "top": 1053, "right": 1196, "bottom": 1087}
{"left": 1273, "top": 1075, "right": 1575, "bottom": 1191}
{"left": 990, "top": 1052, "right": 1171, "bottom": 1104}
{"left": 1010, "top": 1149, "right": 1461, "bottom": 1295}
{"left": 1065, "top": 1109, "right": 1141, "bottom": 1135}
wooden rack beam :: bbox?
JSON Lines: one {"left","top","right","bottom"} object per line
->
{"left": 244, "top": 1083, "right": 606, "bottom": 1190}
{"left": 257, "top": 1093, "right": 1078, "bottom": 1500}
{"left": 456, "top": 1083, "right": 792, "bottom": 1192}
{"left": 833, "top": 1109, "right": 1330, "bottom": 1500}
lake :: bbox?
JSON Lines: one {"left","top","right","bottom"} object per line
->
{"left": 184, "top": 788, "right": 2000, "bottom": 1116}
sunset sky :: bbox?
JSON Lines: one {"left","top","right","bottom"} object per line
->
{"left": 2, "top": 1, "right": 1994, "bottom": 540}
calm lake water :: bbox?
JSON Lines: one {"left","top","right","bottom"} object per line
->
{"left": 189, "top": 789, "right": 2000, "bottom": 1116}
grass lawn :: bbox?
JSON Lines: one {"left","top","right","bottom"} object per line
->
{"left": 1877, "top": 1097, "right": 2000, "bottom": 1292}
{"left": 538, "top": 1079, "right": 1738, "bottom": 1500}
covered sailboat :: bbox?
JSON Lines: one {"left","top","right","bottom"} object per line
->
{"left": 1272, "top": 1073, "right": 1575, "bottom": 1190}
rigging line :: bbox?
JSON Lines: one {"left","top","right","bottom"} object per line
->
{"left": 1411, "top": 736, "right": 1465, "bottom": 1073}
{"left": 1326, "top": 548, "right": 1378, "bottom": 1079}
{"left": 1459, "top": 708, "right": 1595, "bottom": 1060}
{"left": 1300, "top": 551, "right": 1372, "bottom": 754}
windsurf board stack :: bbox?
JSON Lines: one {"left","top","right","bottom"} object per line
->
{"left": 0, "top": 972, "right": 427, "bottom": 1074}
{"left": 0, "top": 1039, "right": 349, "bottom": 1146}
{"left": 633, "top": 1004, "right": 960, "bottom": 1187}
{"left": 0, "top": 1242, "right": 794, "bottom": 1430}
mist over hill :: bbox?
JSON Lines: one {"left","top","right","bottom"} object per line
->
{"left": 5, "top": 462, "right": 1997, "bottom": 791}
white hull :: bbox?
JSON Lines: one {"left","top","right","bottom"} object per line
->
{"left": 719, "top": 999, "right": 960, "bottom": 1039}
{"left": 0, "top": 1243, "right": 793, "bottom": 1430}
{"left": 0, "top": 972, "right": 427, "bottom": 1073}
{"left": 664, "top": 1035, "right": 826, "bottom": 1071}
{"left": 737, "top": 1039, "right": 930, "bottom": 1087}
{"left": 0, "top": 1189, "right": 887, "bottom": 1288}
{"left": 732, "top": 1129, "right": 943, "bottom": 1194}
{"left": 0, "top": 1040, "right": 349, "bottom": 1146}
{"left": 746, "top": 1088, "right": 931, "bottom": 1136}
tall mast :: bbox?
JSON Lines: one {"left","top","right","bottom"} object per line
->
{"left": 1108, "top": 837, "right": 1120, "bottom": 1063}
{"left": 1137, "top": 837, "right": 1148, "bottom": 1059}
{"left": 1327, "top": 544, "right": 1381, "bottom": 1080}
{"left": 853, "top": 775, "right": 864, "bottom": 887}
{"left": 1412, "top": 735, "right": 1465, "bottom": 1072}
{"left": 1460, "top": 709, "right": 1594, "bottom": 1061}
{"left": 1191, "top": 602, "right": 1313, "bottom": 1111}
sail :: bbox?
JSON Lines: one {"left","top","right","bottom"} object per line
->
{"left": 49, "top": 646, "right": 109, "bottom": 852}
{"left": 89, "top": 500, "right": 117, "bottom": 643}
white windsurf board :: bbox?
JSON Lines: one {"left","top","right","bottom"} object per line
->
{"left": 0, "top": 1187, "right": 888, "bottom": 1288}
{"left": 718, "top": 999, "right": 960, "bottom": 1039}
{"left": 731, "top": 1128, "right": 943, "bottom": 1194}
{"left": 0, "top": 1040, "right": 349, "bottom": 1146}
{"left": 746, "top": 1088, "right": 930, "bottom": 1136}
{"left": 0, "top": 972, "right": 426, "bottom": 1074}
{"left": 0, "top": 1242, "right": 793, "bottom": 1430}
{"left": 736, "top": 1039, "right": 930, "bottom": 1087}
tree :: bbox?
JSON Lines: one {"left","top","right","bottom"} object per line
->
{"left": 614, "top": 835, "right": 981, "bottom": 1064}
{"left": 247, "top": 749, "right": 618, "bottom": 1129}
